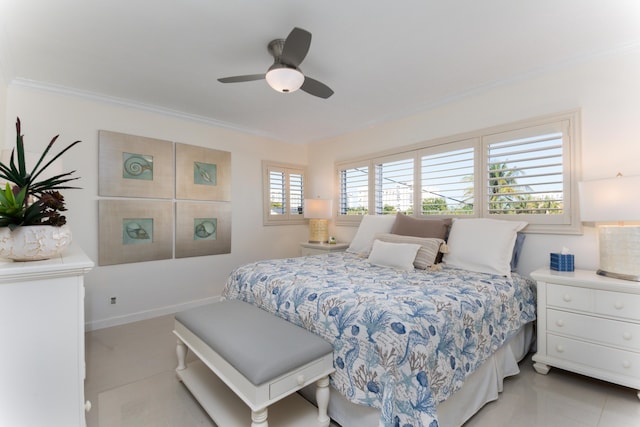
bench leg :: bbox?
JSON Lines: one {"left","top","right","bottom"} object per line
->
{"left": 176, "top": 339, "right": 188, "bottom": 372}
{"left": 316, "top": 375, "right": 331, "bottom": 427}
{"left": 251, "top": 407, "right": 268, "bottom": 427}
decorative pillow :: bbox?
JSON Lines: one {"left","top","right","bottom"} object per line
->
{"left": 367, "top": 239, "right": 421, "bottom": 271}
{"left": 346, "top": 215, "right": 397, "bottom": 255}
{"left": 374, "top": 233, "right": 444, "bottom": 269}
{"left": 511, "top": 232, "right": 526, "bottom": 271}
{"left": 390, "top": 213, "right": 452, "bottom": 239}
{"left": 443, "top": 218, "right": 527, "bottom": 276}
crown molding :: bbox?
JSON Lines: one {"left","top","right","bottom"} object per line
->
{"left": 9, "top": 78, "right": 286, "bottom": 143}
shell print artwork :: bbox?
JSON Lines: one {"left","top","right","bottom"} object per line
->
{"left": 194, "top": 218, "right": 217, "bottom": 240}
{"left": 193, "top": 162, "right": 217, "bottom": 186}
{"left": 126, "top": 223, "right": 149, "bottom": 239}
{"left": 122, "top": 218, "right": 154, "bottom": 245}
{"left": 123, "top": 152, "right": 153, "bottom": 180}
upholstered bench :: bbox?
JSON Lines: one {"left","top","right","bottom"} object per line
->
{"left": 174, "top": 300, "right": 335, "bottom": 427}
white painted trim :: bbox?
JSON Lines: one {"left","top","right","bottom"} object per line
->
{"left": 85, "top": 295, "right": 221, "bottom": 331}
{"left": 9, "top": 78, "right": 286, "bottom": 143}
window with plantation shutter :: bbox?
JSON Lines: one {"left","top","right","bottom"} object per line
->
{"left": 336, "top": 111, "right": 580, "bottom": 234}
{"left": 420, "top": 141, "right": 475, "bottom": 216}
{"left": 482, "top": 120, "right": 572, "bottom": 229}
{"left": 263, "top": 161, "right": 306, "bottom": 225}
{"left": 338, "top": 163, "right": 369, "bottom": 217}
{"left": 375, "top": 156, "right": 414, "bottom": 215}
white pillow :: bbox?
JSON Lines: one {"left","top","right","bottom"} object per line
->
{"left": 346, "top": 215, "right": 397, "bottom": 255}
{"left": 374, "top": 233, "right": 444, "bottom": 269}
{"left": 367, "top": 239, "right": 421, "bottom": 271}
{"left": 443, "top": 218, "right": 527, "bottom": 276}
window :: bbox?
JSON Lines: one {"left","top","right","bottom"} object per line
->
{"left": 336, "top": 111, "right": 581, "bottom": 234}
{"left": 263, "top": 161, "right": 306, "bottom": 225}
{"left": 339, "top": 163, "right": 369, "bottom": 216}
{"left": 483, "top": 122, "right": 568, "bottom": 227}
{"left": 375, "top": 155, "right": 414, "bottom": 215}
{"left": 420, "top": 141, "right": 476, "bottom": 216}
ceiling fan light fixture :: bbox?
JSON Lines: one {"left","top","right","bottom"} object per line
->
{"left": 265, "top": 67, "right": 304, "bottom": 93}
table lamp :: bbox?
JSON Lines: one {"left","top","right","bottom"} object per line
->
{"left": 579, "top": 173, "right": 640, "bottom": 281}
{"left": 304, "top": 198, "right": 332, "bottom": 243}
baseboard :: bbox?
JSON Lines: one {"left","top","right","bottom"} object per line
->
{"left": 85, "top": 296, "right": 221, "bottom": 331}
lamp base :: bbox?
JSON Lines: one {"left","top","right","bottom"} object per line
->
{"left": 308, "top": 219, "right": 329, "bottom": 244}
{"left": 597, "top": 225, "right": 640, "bottom": 282}
{"left": 597, "top": 269, "right": 640, "bottom": 282}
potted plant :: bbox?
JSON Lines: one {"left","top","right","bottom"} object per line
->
{"left": 0, "top": 117, "right": 81, "bottom": 261}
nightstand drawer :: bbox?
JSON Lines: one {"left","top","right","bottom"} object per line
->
{"left": 594, "top": 290, "right": 640, "bottom": 321}
{"left": 546, "top": 283, "right": 592, "bottom": 312}
{"left": 548, "top": 334, "right": 640, "bottom": 379}
{"left": 547, "top": 309, "right": 640, "bottom": 351}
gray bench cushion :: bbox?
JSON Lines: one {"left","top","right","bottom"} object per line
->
{"left": 175, "top": 300, "right": 333, "bottom": 386}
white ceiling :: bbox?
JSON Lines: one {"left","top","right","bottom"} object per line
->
{"left": 1, "top": 1, "right": 639, "bottom": 144}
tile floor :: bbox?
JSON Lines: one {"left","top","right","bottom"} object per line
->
{"left": 85, "top": 315, "right": 640, "bottom": 427}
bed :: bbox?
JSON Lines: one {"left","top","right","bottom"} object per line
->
{"left": 221, "top": 216, "right": 537, "bottom": 427}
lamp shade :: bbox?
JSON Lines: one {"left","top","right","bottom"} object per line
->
{"left": 304, "top": 199, "right": 333, "bottom": 219}
{"left": 578, "top": 175, "right": 640, "bottom": 222}
{"left": 265, "top": 67, "right": 304, "bottom": 93}
{"left": 579, "top": 174, "right": 640, "bottom": 281}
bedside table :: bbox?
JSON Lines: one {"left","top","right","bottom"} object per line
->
{"left": 299, "top": 242, "right": 349, "bottom": 256}
{"left": 530, "top": 268, "right": 640, "bottom": 399}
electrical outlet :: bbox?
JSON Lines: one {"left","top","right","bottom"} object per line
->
{"left": 110, "top": 297, "right": 117, "bottom": 305}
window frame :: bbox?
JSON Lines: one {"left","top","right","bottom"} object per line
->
{"left": 263, "top": 160, "right": 307, "bottom": 226}
{"left": 335, "top": 110, "right": 582, "bottom": 234}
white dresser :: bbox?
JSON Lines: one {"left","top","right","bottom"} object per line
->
{"left": 531, "top": 268, "right": 640, "bottom": 399}
{"left": 0, "top": 244, "right": 94, "bottom": 426}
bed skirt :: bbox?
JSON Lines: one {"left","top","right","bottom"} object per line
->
{"left": 300, "top": 322, "right": 535, "bottom": 427}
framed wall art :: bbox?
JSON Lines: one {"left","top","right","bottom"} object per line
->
{"left": 175, "top": 202, "right": 231, "bottom": 258}
{"left": 175, "top": 143, "right": 231, "bottom": 201}
{"left": 98, "top": 200, "right": 173, "bottom": 266}
{"left": 99, "top": 130, "right": 174, "bottom": 199}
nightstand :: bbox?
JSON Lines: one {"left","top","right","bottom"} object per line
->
{"left": 530, "top": 268, "right": 640, "bottom": 400}
{"left": 299, "top": 242, "right": 349, "bottom": 256}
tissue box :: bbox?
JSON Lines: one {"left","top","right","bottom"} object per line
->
{"left": 550, "top": 253, "right": 574, "bottom": 271}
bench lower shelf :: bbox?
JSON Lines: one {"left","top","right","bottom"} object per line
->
{"left": 178, "top": 360, "right": 325, "bottom": 427}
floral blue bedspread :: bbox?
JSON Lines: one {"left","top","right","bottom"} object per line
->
{"left": 222, "top": 252, "right": 536, "bottom": 427}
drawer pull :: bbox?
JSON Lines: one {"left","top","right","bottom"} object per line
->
{"left": 555, "top": 344, "right": 564, "bottom": 353}
{"left": 623, "top": 332, "right": 632, "bottom": 341}
{"left": 622, "top": 360, "right": 631, "bottom": 369}
{"left": 555, "top": 319, "right": 565, "bottom": 327}
{"left": 297, "top": 374, "right": 305, "bottom": 386}
{"left": 562, "top": 294, "right": 572, "bottom": 303}
{"left": 614, "top": 301, "right": 624, "bottom": 310}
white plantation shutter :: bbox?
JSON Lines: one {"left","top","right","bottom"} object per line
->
{"left": 482, "top": 120, "right": 572, "bottom": 227}
{"left": 339, "top": 164, "right": 369, "bottom": 216}
{"left": 289, "top": 172, "right": 304, "bottom": 216}
{"left": 375, "top": 156, "right": 414, "bottom": 215}
{"left": 420, "top": 141, "right": 476, "bottom": 215}
{"left": 269, "top": 170, "right": 286, "bottom": 215}
{"left": 336, "top": 112, "right": 580, "bottom": 233}
{"left": 263, "top": 161, "right": 306, "bottom": 225}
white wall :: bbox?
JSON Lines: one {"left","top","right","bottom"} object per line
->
{"left": 3, "top": 84, "right": 309, "bottom": 329}
{"left": 4, "top": 46, "right": 639, "bottom": 328}
{"left": 308, "top": 47, "right": 640, "bottom": 277}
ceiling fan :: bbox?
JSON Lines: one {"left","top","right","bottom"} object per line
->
{"left": 218, "top": 27, "right": 334, "bottom": 99}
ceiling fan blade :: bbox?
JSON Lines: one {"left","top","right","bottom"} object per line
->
{"left": 280, "top": 27, "right": 312, "bottom": 67}
{"left": 300, "top": 77, "right": 334, "bottom": 99}
{"left": 218, "top": 74, "right": 265, "bottom": 83}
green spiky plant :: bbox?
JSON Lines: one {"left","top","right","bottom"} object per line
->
{"left": 0, "top": 118, "right": 81, "bottom": 230}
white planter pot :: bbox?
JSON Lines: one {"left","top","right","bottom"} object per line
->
{"left": 0, "top": 225, "right": 72, "bottom": 261}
